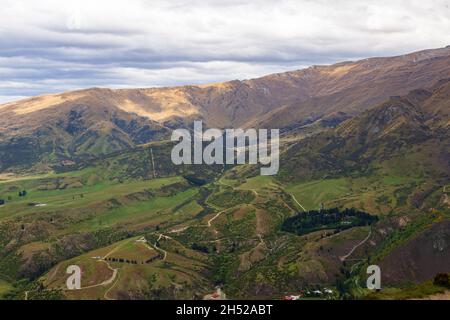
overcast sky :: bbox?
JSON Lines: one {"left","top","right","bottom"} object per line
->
{"left": 1, "top": 0, "right": 450, "bottom": 103}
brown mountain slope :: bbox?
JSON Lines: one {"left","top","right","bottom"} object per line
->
{"left": 0, "top": 46, "right": 449, "bottom": 171}
{"left": 1, "top": 46, "right": 450, "bottom": 130}
{"left": 279, "top": 78, "right": 450, "bottom": 182}
{"left": 0, "top": 91, "right": 170, "bottom": 171}
{"left": 249, "top": 46, "right": 450, "bottom": 128}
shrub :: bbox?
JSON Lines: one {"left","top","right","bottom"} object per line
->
{"left": 433, "top": 273, "right": 450, "bottom": 288}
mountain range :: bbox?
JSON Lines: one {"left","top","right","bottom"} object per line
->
{"left": 1, "top": 46, "right": 450, "bottom": 172}
{"left": 0, "top": 46, "right": 449, "bottom": 300}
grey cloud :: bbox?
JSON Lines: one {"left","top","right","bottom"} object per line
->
{"left": 0, "top": 0, "right": 449, "bottom": 102}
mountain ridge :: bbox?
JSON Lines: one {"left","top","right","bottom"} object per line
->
{"left": 2, "top": 46, "right": 450, "bottom": 129}
{"left": 1, "top": 46, "right": 450, "bottom": 172}
{"left": 279, "top": 79, "right": 450, "bottom": 183}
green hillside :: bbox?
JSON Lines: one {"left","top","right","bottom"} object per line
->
{"left": 0, "top": 54, "right": 449, "bottom": 300}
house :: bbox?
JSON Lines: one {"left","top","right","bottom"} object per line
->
{"left": 203, "top": 288, "right": 226, "bottom": 300}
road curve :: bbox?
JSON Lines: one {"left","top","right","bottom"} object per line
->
{"left": 340, "top": 229, "right": 372, "bottom": 262}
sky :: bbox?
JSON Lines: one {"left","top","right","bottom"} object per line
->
{"left": 1, "top": 0, "right": 450, "bottom": 103}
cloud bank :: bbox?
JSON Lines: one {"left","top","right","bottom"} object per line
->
{"left": 1, "top": 0, "right": 450, "bottom": 102}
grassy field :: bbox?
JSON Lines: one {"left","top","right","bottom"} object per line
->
{"left": 364, "top": 280, "right": 449, "bottom": 300}
{"left": 0, "top": 175, "right": 184, "bottom": 221}
{"left": 285, "top": 173, "right": 424, "bottom": 215}
{"left": 236, "top": 176, "right": 274, "bottom": 191}
{"left": 286, "top": 178, "right": 351, "bottom": 211}
{"left": 0, "top": 279, "right": 12, "bottom": 298}
{"left": 0, "top": 172, "right": 205, "bottom": 239}
{"left": 72, "top": 188, "right": 200, "bottom": 231}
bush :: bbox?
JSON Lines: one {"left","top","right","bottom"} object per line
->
{"left": 191, "top": 242, "right": 209, "bottom": 253}
{"left": 433, "top": 273, "right": 450, "bottom": 288}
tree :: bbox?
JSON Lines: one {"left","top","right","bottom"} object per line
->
{"left": 191, "top": 243, "right": 209, "bottom": 253}
{"left": 434, "top": 273, "right": 450, "bottom": 288}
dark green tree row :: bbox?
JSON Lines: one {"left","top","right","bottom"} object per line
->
{"left": 282, "top": 207, "right": 378, "bottom": 236}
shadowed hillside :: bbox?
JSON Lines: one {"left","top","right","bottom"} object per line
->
{"left": 1, "top": 47, "right": 450, "bottom": 172}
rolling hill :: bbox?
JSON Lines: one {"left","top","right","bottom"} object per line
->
{"left": 0, "top": 46, "right": 449, "bottom": 300}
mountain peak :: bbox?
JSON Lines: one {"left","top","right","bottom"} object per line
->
{"left": 1, "top": 46, "right": 450, "bottom": 171}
